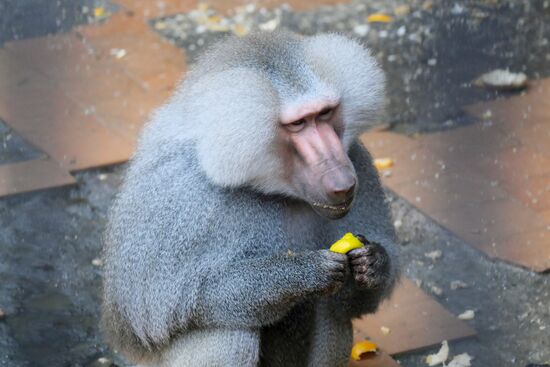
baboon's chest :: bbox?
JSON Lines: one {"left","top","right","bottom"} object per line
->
{"left": 282, "top": 202, "right": 335, "bottom": 251}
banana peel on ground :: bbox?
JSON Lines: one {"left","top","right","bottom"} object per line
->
{"left": 351, "top": 340, "right": 378, "bottom": 361}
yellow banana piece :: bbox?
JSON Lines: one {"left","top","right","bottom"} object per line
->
{"left": 373, "top": 157, "right": 394, "bottom": 170}
{"left": 350, "top": 340, "right": 378, "bottom": 361}
{"left": 329, "top": 233, "right": 364, "bottom": 254}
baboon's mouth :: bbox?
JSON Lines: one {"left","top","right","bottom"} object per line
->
{"left": 311, "top": 197, "right": 354, "bottom": 219}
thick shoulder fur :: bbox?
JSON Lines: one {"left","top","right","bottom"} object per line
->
{"left": 103, "top": 140, "right": 292, "bottom": 360}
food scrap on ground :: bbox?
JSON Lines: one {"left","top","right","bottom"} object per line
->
{"left": 380, "top": 326, "right": 391, "bottom": 335}
{"left": 109, "top": 48, "right": 127, "bottom": 59}
{"left": 91, "top": 258, "right": 103, "bottom": 267}
{"left": 373, "top": 157, "right": 394, "bottom": 170}
{"left": 424, "top": 250, "right": 443, "bottom": 261}
{"left": 450, "top": 280, "right": 469, "bottom": 290}
{"left": 394, "top": 5, "right": 411, "bottom": 16}
{"left": 393, "top": 219, "right": 403, "bottom": 229}
{"left": 93, "top": 6, "right": 106, "bottom": 18}
{"left": 458, "top": 310, "right": 475, "bottom": 320}
{"left": 474, "top": 69, "right": 528, "bottom": 90}
{"left": 447, "top": 353, "right": 473, "bottom": 367}
{"left": 353, "top": 24, "right": 370, "bottom": 37}
{"left": 367, "top": 13, "right": 393, "bottom": 23}
{"left": 232, "top": 23, "right": 250, "bottom": 37}
{"left": 350, "top": 340, "right": 378, "bottom": 361}
{"left": 92, "top": 357, "right": 113, "bottom": 367}
{"left": 429, "top": 284, "right": 443, "bottom": 296}
{"left": 426, "top": 340, "right": 449, "bottom": 366}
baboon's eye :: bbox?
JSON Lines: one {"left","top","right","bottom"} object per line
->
{"left": 318, "top": 108, "right": 333, "bottom": 121}
{"left": 286, "top": 119, "right": 306, "bottom": 132}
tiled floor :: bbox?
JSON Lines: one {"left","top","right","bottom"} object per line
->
{"left": 0, "top": 158, "right": 75, "bottom": 197}
{"left": 361, "top": 79, "right": 550, "bottom": 272}
{"left": 0, "top": 5, "right": 185, "bottom": 191}
{"left": 10, "top": 0, "right": 545, "bottom": 365}
{"left": 353, "top": 278, "right": 475, "bottom": 356}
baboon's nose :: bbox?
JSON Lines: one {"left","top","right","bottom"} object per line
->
{"left": 323, "top": 171, "right": 356, "bottom": 203}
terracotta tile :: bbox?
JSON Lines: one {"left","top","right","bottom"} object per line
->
{"left": 80, "top": 19, "right": 154, "bottom": 53}
{"left": 500, "top": 174, "right": 550, "bottom": 212}
{"left": 0, "top": 11, "right": 186, "bottom": 182}
{"left": 0, "top": 49, "right": 43, "bottom": 88}
{"left": 4, "top": 35, "right": 144, "bottom": 127}
{"left": 76, "top": 11, "right": 150, "bottom": 38}
{"left": 0, "top": 71, "right": 61, "bottom": 122}
{"left": 4, "top": 34, "right": 105, "bottom": 81}
{"left": 9, "top": 123, "right": 131, "bottom": 171}
{"left": 360, "top": 132, "right": 442, "bottom": 191}
{"left": 0, "top": 158, "right": 75, "bottom": 197}
{"left": 518, "top": 122, "right": 550, "bottom": 157}
{"left": 381, "top": 146, "right": 454, "bottom": 189}
{"left": 390, "top": 181, "right": 466, "bottom": 214}
{"left": 464, "top": 78, "right": 550, "bottom": 157}
{"left": 419, "top": 139, "right": 520, "bottom": 183}
{"left": 57, "top": 67, "right": 142, "bottom": 107}
{"left": 141, "top": 68, "right": 183, "bottom": 96}
{"left": 393, "top": 171, "right": 508, "bottom": 214}
{"left": 480, "top": 229, "right": 550, "bottom": 273}
{"left": 1, "top": 29, "right": 173, "bottom": 168}
{"left": 4, "top": 34, "right": 143, "bottom": 107}
{"left": 3, "top": 35, "right": 126, "bottom": 91}
{"left": 464, "top": 92, "right": 536, "bottom": 133}
{"left": 360, "top": 131, "right": 419, "bottom": 159}
{"left": 353, "top": 278, "right": 475, "bottom": 355}
{"left": 51, "top": 57, "right": 123, "bottom": 86}
{"left": 456, "top": 79, "right": 550, "bottom": 271}
{"left": 81, "top": 31, "right": 186, "bottom": 93}
{"left": 90, "top": 86, "right": 163, "bottom": 143}
{"left": 0, "top": 71, "right": 133, "bottom": 170}
{"left": 538, "top": 210, "right": 550, "bottom": 223}
{"left": 472, "top": 101, "right": 550, "bottom": 153}
{"left": 431, "top": 198, "right": 546, "bottom": 248}
{"left": 469, "top": 146, "right": 550, "bottom": 183}
{"left": 420, "top": 121, "right": 520, "bottom": 159}
{"left": 417, "top": 125, "right": 527, "bottom": 211}
{"left": 20, "top": 112, "right": 133, "bottom": 171}
{"left": 76, "top": 11, "right": 186, "bottom": 95}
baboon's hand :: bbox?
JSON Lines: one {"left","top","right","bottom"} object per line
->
{"left": 312, "top": 250, "right": 348, "bottom": 295}
{"left": 348, "top": 235, "right": 390, "bottom": 289}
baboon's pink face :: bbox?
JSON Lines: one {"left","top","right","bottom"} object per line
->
{"left": 278, "top": 98, "right": 356, "bottom": 219}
